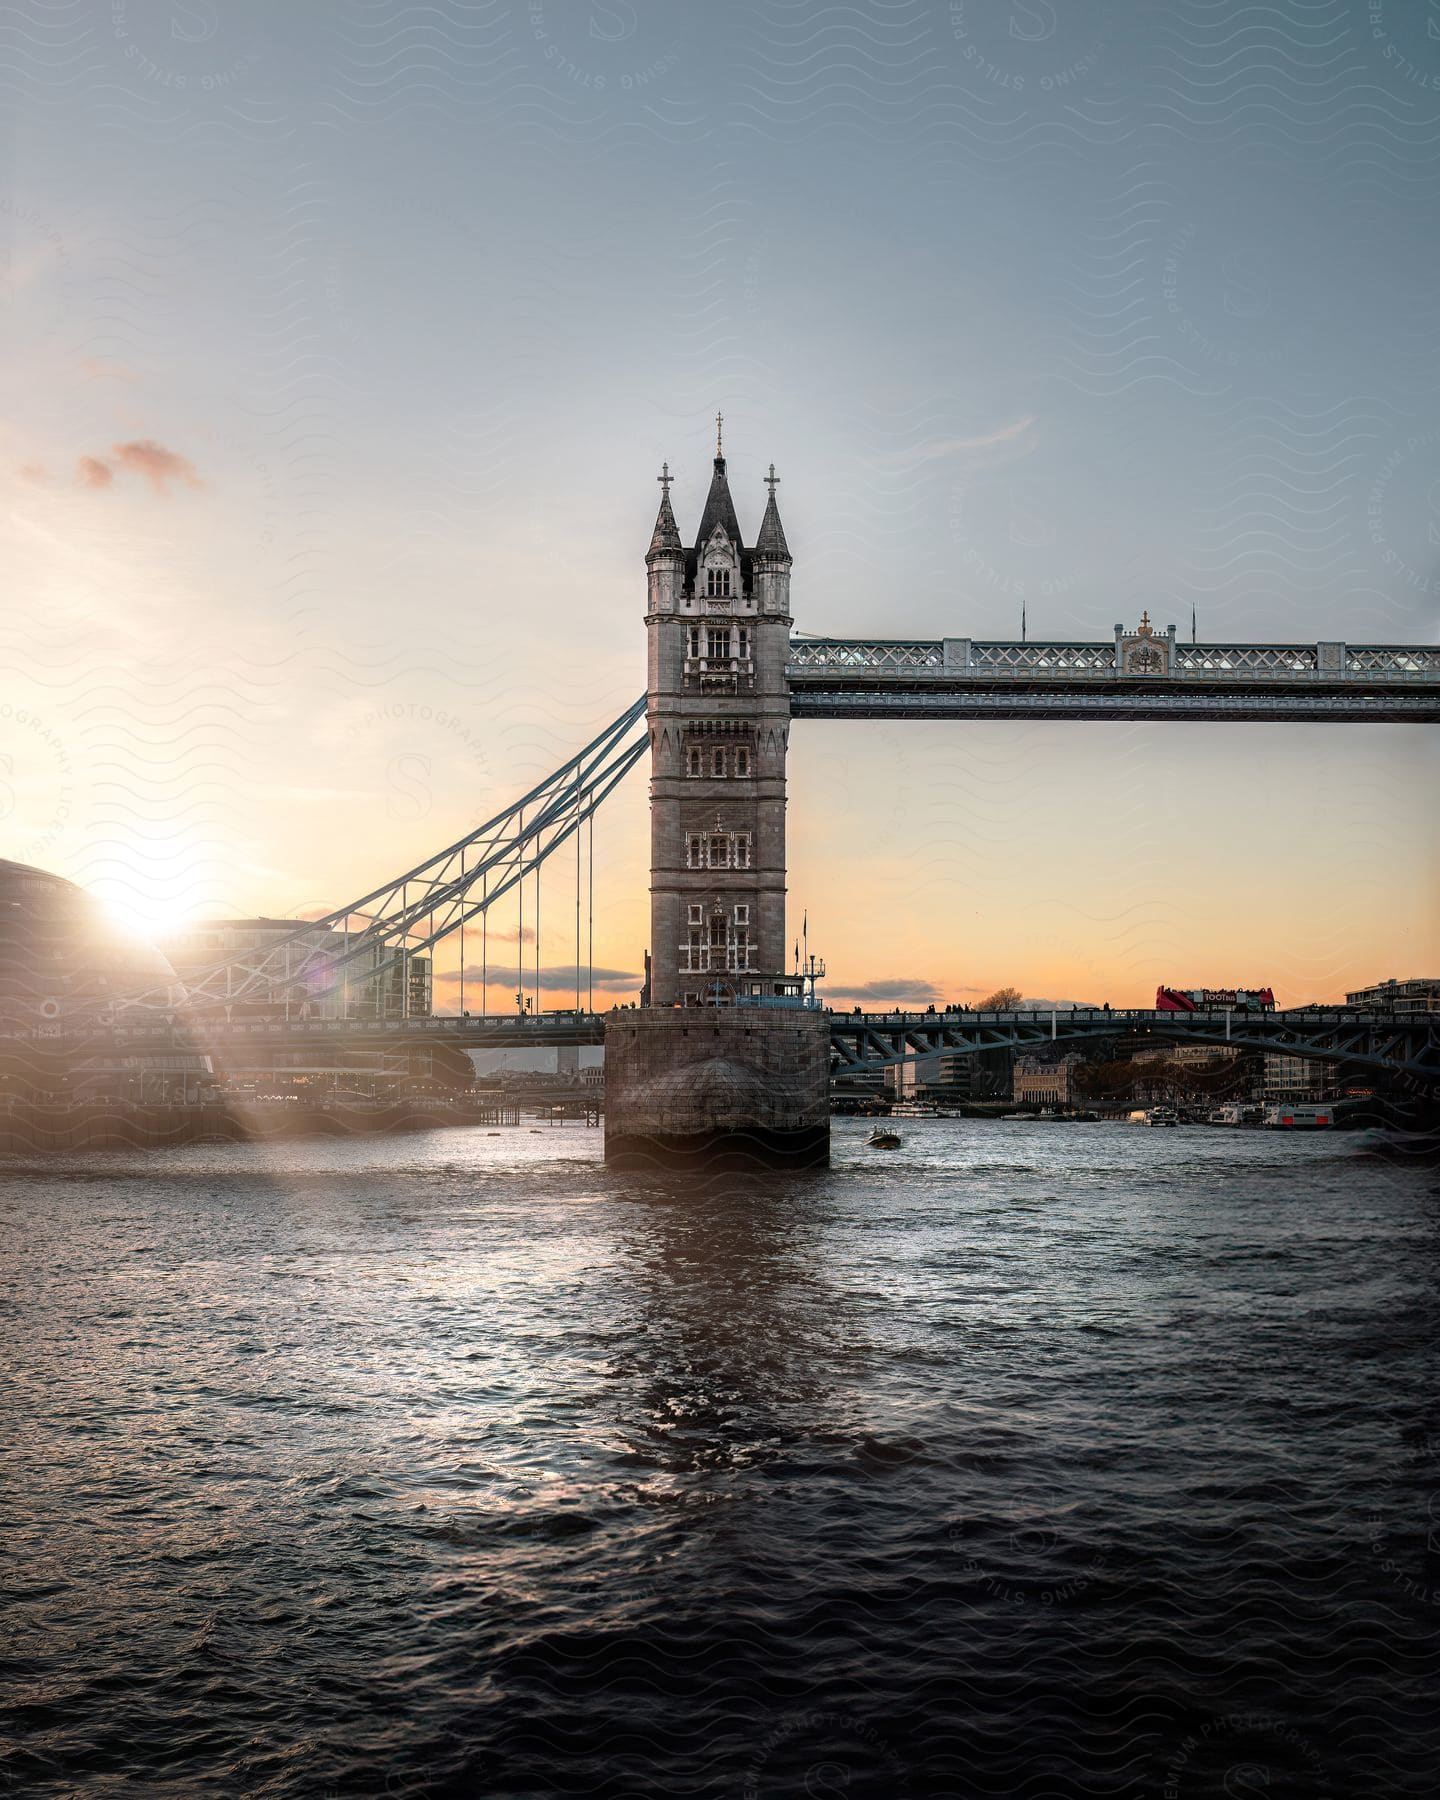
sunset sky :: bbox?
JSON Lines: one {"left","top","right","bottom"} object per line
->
{"left": 3, "top": 1, "right": 1437, "bottom": 1008}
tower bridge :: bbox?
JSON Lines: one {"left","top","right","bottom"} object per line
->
{"left": 18, "top": 432, "right": 1437, "bottom": 1164}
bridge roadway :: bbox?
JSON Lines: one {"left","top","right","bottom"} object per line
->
{"left": 785, "top": 639, "right": 1440, "bottom": 722}
{"left": 66, "top": 1006, "right": 1440, "bottom": 1085}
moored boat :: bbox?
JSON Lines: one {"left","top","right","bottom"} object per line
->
{"left": 1264, "top": 1103, "right": 1336, "bottom": 1129}
{"left": 1207, "top": 1103, "right": 1265, "bottom": 1127}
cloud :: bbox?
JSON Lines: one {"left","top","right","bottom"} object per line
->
{"left": 79, "top": 356, "right": 137, "bottom": 384}
{"left": 18, "top": 462, "right": 49, "bottom": 484}
{"left": 111, "top": 438, "right": 202, "bottom": 493}
{"left": 887, "top": 416, "right": 1037, "bottom": 472}
{"left": 67, "top": 438, "right": 202, "bottom": 496}
{"left": 830, "top": 977, "right": 944, "bottom": 1003}
{"left": 438, "top": 963, "right": 639, "bottom": 989}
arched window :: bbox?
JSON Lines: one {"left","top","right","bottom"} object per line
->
{"left": 688, "top": 747, "right": 703, "bottom": 777}
{"left": 706, "top": 566, "right": 731, "bottom": 597}
{"left": 712, "top": 747, "right": 728, "bottom": 778}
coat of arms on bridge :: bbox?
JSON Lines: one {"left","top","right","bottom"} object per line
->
{"left": 1116, "top": 611, "right": 1176, "bottom": 676}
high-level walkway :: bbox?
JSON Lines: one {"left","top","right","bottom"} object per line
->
{"left": 787, "top": 638, "right": 1440, "bottom": 721}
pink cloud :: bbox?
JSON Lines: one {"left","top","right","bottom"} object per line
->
{"left": 77, "top": 455, "right": 114, "bottom": 489}
{"left": 110, "top": 438, "right": 202, "bottom": 493}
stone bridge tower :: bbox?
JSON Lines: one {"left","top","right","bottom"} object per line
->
{"left": 604, "top": 426, "right": 829, "bottom": 1170}
{"left": 643, "top": 429, "right": 794, "bottom": 1009}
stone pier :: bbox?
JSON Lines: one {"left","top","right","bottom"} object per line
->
{"left": 604, "top": 1008, "right": 830, "bottom": 1171}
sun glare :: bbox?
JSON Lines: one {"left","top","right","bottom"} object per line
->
{"left": 90, "top": 857, "right": 205, "bottom": 945}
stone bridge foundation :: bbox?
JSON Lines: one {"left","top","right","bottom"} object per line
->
{"left": 604, "top": 1008, "right": 830, "bottom": 1171}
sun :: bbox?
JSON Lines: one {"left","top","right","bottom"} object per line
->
{"left": 88, "top": 842, "right": 210, "bottom": 944}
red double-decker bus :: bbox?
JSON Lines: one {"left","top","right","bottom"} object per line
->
{"left": 1156, "top": 986, "right": 1275, "bottom": 1013}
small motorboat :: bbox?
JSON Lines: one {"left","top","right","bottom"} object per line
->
{"left": 866, "top": 1124, "right": 902, "bottom": 1149}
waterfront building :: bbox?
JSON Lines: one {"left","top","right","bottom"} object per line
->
{"left": 1343, "top": 976, "right": 1440, "bottom": 1016}
{"left": 1170, "top": 1044, "right": 1242, "bottom": 1067}
{"left": 1013, "top": 1053, "right": 1083, "bottom": 1106}
{"left": 917, "top": 1051, "right": 974, "bottom": 1104}
{"left": 161, "top": 919, "right": 431, "bottom": 1022}
{"left": 1263, "top": 1054, "right": 1337, "bottom": 1103}
{"left": 0, "top": 859, "right": 211, "bottom": 1099}
{"left": 885, "top": 1060, "right": 919, "bottom": 1098}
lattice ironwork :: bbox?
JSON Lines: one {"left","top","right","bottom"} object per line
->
{"left": 827, "top": 1008, "right": 1440, "bottom": 1085}
{"left": 789, "top": 636, "right": 1440, "bottom": 687}
{"left": 127, "top": 699, "right": 649, "bottom": 1017}
{"left": 1174, "top": 645, "right": 1318, "bottom": 673}
{"left": 786, "top": 639, "right": 943, "bottom": 669}
{"left": 1346, "top": 647, "right": 1440, "bottom": 673}
{"left": 970, "top": 643, "right": 1116, "bottom": 671}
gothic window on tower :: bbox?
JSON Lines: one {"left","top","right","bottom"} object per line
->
{"left": 734, "top": 833, "right": 752, "bottom": 869}
{"left": 706, "top": 626, "right": 730, "bottom": 661}
{"left": 708, "top": 833, "right": 729, "bottom": 869}
{"left": 711, "top": 747, "right": 728, "bottom": 778}
{"left": 689, "top": 904, "right": 703, "bottom": 926}
{"left": 706, "top": 566, "right": 731, "bottom": 597}
{"left": 734, "top": 746, "right": 751, "bottom": 777}
{"left": 688, "top": 747, "right": 702, "bottom": 777}
{"left": 737, "top": 627, "right": 750, "bottom": 660}
{"left": 687, "top": 625, "right": 701, "bottom": 658}
{"left": 686, "top": 834, "right": 704, "bottom": 869}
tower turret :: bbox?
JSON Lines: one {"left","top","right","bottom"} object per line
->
{"left": 752, "top": 463, "right": 792, "bottom": 617}
{"left": 646, "top": 463, "right": 683, "bottom": 614}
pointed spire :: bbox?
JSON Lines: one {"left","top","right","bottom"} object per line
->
{"left": 647, "top": 460, "right": 682, "bottom": 561}
{"left": 693, "top": 445, "right": 744, "bottom": 552}
{"left": 754, "top": 463, "right": 790, "bottom": 561}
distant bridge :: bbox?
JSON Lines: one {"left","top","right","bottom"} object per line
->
{"left": 50, "top": 1006, "right": 1440, "bottom": 1087}
{"left": 825, "top": 1006, "right": 1439, "bottom": 1086}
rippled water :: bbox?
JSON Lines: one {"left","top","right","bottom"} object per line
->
{"left": 2, "top": 1120, "right": 1436, "bottom": 1797}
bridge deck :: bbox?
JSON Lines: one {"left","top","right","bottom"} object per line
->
{"left": 28, "top": 1006, "right": 1437, "bottom": 1083}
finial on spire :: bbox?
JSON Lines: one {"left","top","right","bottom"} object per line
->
{"left": 755, "top": 460, "right": 791, "bottom": 561}
{"left": 715, "top": 410, "right": 724, "bottom": 457}
{"left": 1138, "top": 609, "right": 1152, "bottom": 636}
{"left": 657, "top": 460, "right": 671, "bottom": 497}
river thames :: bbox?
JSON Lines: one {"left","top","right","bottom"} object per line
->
{"left": 3, "top": 1121, "right": 1435, "bottom": 1797}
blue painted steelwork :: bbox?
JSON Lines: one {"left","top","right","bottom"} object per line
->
{"left": 827, "top": 1008, "right": 1439, "bottom": 1086}
{"left": 52, "top": 1006, "right": 1439, "bottom": 1087}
